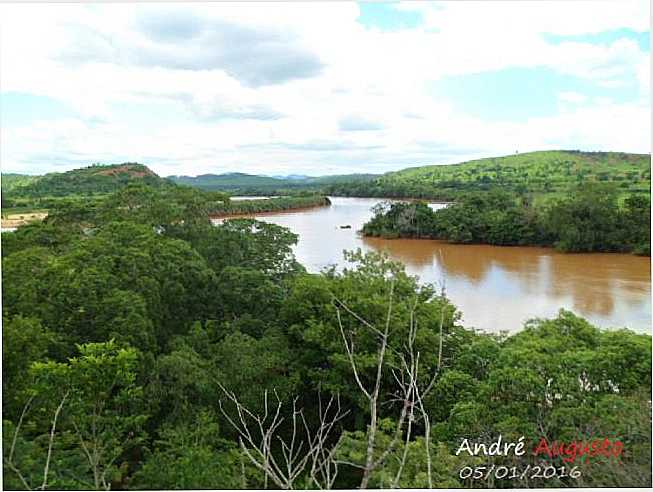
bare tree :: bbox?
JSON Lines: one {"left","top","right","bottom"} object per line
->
{"left": 333, "top": 280, "right": 444, "bottom": 488}
{"left": 4, "top": 395, "right": 36, "bottom": 490}
{"left": 218, "top": 386, "right": 348, "bottom": 489}
{"left": 4, "top": 392, "right": 69, "bottom": 491}
{"left": 41, "top": 392, "right": 69, "bottom": 490}
{"left": 390, "top": 292, "right": 442, "bottom": 488}
{"left": 334, "top": 281, "right": 397, "bottom": 488}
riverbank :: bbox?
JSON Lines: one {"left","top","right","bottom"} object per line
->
{"left": 210, "top": 204, "right": 330, "bottom": 221}
{"left": 0, "top": 195, "right": 332, "bottom": 228}
{"left": 361, "top": 190, "right": 650, "bottom": 256}
{"left": 208, "top": 195, "right": 331, "bottom": 218}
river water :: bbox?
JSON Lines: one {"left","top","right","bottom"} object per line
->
{"left": 213, "top": 197, "right": 651, "bottom": 333}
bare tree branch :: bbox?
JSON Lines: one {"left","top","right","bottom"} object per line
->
{"left": 219, "top": 385, "right": 347, "bottom": 489}
{"left": 335, "top": 281, "right": 442, "bottom": 488}
{"left": 8, "top": 394, "right": 35, "bottom": 465}
{"left": 40, "top": 391, "right": 69, "bottom": 490}
{"left": 335, "top": 307, "right": 371, "bottom": 399}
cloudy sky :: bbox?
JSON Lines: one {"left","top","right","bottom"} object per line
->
{"left": 0, "top": 1, "right": 650, "bottom": 177}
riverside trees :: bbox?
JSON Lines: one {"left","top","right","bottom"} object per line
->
{"left": 362, "top": 187, "right": 650, "bottom": 255}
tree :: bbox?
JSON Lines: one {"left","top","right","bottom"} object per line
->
{"left": 21, "top": 341, "right": 147, "bottom": 490}
{"left": 544, "top": 185, "right": 623, "bottom": 252}
{"left": 2, "top": 316, "right": 56, "bottom": 419}
{"left": 622, "top": 194, "right": 651, "bottom": 255}
{"left": 130, "top": 411, "right": 243, "bottom": 489}
{"left": 196, "top": 219, "right": 302, "bottom": 279}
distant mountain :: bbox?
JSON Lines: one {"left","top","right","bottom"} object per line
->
{"left": 270, "top": 174, "right": 311, "bottom": 180}
{"left": 5, "top": 163, "right": 172, "bottom": 198}
{"left": 169, "top": 173, "right": 289, "bottom": 190}
{"left": 168, "top": 172, "right": 380, "bottom": 191}
{"left": 305, "top": 173, "right": 380, "bottom": 185}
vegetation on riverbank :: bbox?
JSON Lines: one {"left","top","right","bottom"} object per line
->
{"left": 362, "top": 186, "right": 650, "bottom": 255}
{"left": 209, "top": 194, "right": 331, "bottom": 217}
{"left": 3, "top": 184, "right": 651, "bottom": 489}
{"left": 1, "top": 163, "right": 176, "bottom": 222}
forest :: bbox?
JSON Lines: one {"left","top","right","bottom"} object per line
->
{"left": 2, "top": 182, "right": 651, "bottom": 489}
{"left": 362, "top": 186, "right": 651, "bottom": 255}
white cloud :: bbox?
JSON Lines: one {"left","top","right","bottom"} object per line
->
{"left": 0, "top": 1, "right": 649, "bottom": 176}
{"left": 558, "top": 92, "right": 588, "bottom": 104}
{"left": 338, "top": 115, "right": 385, "bottom": 132}
{"left": 397, "top": 0, "right": 649, "bottom": 35}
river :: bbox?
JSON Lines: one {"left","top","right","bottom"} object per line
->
{"left": 212, "top": 197, "right": 651, "bottom": 333}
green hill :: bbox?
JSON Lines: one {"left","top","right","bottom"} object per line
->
{"left": 326, "top": 150, "right": 651, "bottom": 200}
{"left": 5, "top": 163, "right": 171, "bottom": 198}
{"left": 2, "top": 163, "right": 175, "bottom": 211}
{"left": 1, "top": 173, "right": 40, "bottom": 193}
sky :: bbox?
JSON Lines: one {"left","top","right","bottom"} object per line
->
{"left": 0, "top": 1, "right": 650, "bottom": 177}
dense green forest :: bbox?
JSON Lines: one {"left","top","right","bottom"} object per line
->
{"left": 326, "top": 150, "right": 651, "bottom": 201}
{"left": 362, "top": 186, "right": 650, "bottom": 255}
{"left": 2, "top": 183, "right": 651, "bottom": 489}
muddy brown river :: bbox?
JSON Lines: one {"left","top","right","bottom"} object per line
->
{"left": 214, "top": 197, "right": 651, "bottom": 333}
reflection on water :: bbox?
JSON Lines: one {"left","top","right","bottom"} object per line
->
{"left": 363, "top": 238, "right": 650, "bottom": 332}
{"left": 212, "top": 197, "right": 651, "bottom": 333}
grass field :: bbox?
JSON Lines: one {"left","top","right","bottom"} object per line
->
{"left": 1, "top": 211, "right": 48, "bottom": 228}
{"left": 374, "top": 150, "right": 650, "bottom": 197}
